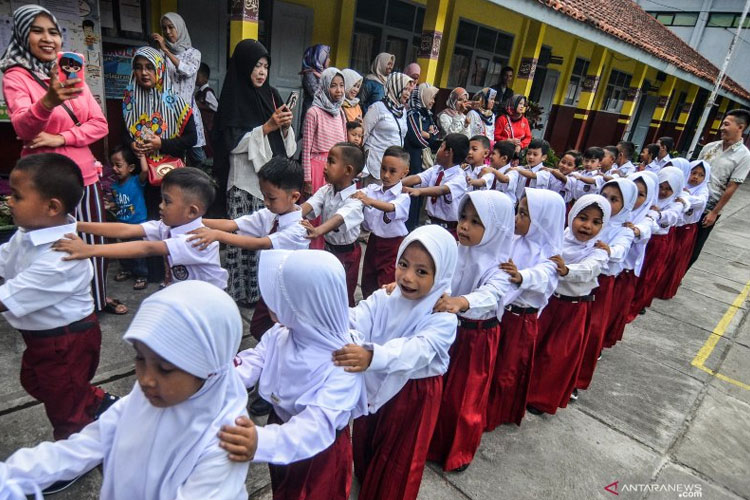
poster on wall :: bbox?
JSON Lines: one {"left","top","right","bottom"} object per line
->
{"left": 103, "top": 46, "right": 135, "bottom": 99}
{"left": 0, "top": 0, "right": 105, "bottom": 121}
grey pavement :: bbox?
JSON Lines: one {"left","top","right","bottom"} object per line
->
{"left": 2, "top": 185, "right": 750, "bottom": 500}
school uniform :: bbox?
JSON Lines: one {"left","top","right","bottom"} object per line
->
{"left": 485, "top": 189, "right": 565, "bottom": 429}
{"left": 140, "top": 217, "right": 227, "bottom": 289}
{"left": 428, "top": 192, "right": 514, "bottom": 471}
{"left": 1, "top": 281, "right": 250, "bottom": 499}
{"left": 655, "top": 154, "right": 672, "bottom": 169}
{"left": 617, "top": 160, "right": 637, "bottom": 176}
{"left": 491, "top": 164, "right": 520, "bottom": 204}
{"left": 528, "top": 195, "right": 611, "bottom": 414}
{"left": 514, "top": 163, "right": 546, "bottom": 201}
{"left": 0, "top": 216, "right": 103, "bottom": 440}
{"left": 351, "top": 226, "right": 458, "bottom": 500}
{"left": 235, "top": 250, "right": 366, "bottom": 500}
{"left": 468, "top": 165, "right": 495, "bottom": 191}
{"left": 644, "top": 160, "right": 661, "bottom": 173}
{"left": 570, "top": 171, "right": 605, "bottom": 200}
{"left": 306, "top": 183, "right": 365, "bottom": 306}
{"left": 417, "top": 164, "right": 469, "bottom": 237}
{"left": 234, "top": 208, "right": 310, "bottom": 338}
{"left": 359, "top": 182, "right": 410, "bottom": 299}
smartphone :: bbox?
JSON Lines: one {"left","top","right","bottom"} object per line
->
{"left": 285, "top": 91, "right": 299, "bottom": 111}
{"left": 57, "top": 52, "right": 85, "bottom": 87}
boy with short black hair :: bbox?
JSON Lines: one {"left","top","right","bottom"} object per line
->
{"left": 402, "top": 133, "right": 470, "bottom": 238}
{"left": 347, "top": 120, "right": 365, "bottom": 147}
{"left": 0, "top": 153, "right": 116, "bottom": 441}
{"left": 514, "top": 138, "right": 551, "bottom": 199}
{"left": 301, "top": 142, "right": 366, "bottom": 306}
{"left": 641, "top": 143, "right": 661, "bottom": 173}
{"left": 353, "top": 145, "right": 411, "bottom": 299}
{"left": 570, "top": 146, "right": 606, "bottom": 199}
{"left": 55, "top": 167, "right": 228, "bottom": 290}
{"left": 613, "top": 140, "right": 636, "bottom": 176}
{"left": 481, "top": 140, "right": 519, "bottom": 203}
{"left": 655, "top": 136, "right": 674, "bottom": 169}
{"left": 601, "top": 145, "right": 618, "bottom": 174}
{"left": 465, "top": 135, "right": 495, "bottom": 190}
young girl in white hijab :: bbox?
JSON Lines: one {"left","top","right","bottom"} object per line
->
{"left": 332, "top": 225, "right": 458, "bottom": 500}
{"left": 632, "top": 166, "right": 688, "bottom": 314}
{"left": 0, "top": 281, "right": 249, "bottom": 500}
{"left": 226, "top": 249, "right": 366, "bottom": 500}
{"left": 427, "top": 191, "right": 514, "bottom": 472}
{"left": 576, "top": 178, "right": 636, "bottom": 391}
{"left": 485, "top": 188, "right": 565, "bottom": 429}
{"left": 528, "top": 195, "right": 610, "bottom": 415}
{"left": 659, "top": 159, "right": 711, "bottom": 299}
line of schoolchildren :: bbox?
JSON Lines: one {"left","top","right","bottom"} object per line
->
{"left": 0, "top": 126, "right": 711, "bottom": 499}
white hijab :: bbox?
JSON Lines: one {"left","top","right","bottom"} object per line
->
{"left": 599, "top": 177, "right": 638, "bottom": 245}
{"left": 511, "top": 188, "right": 565, "bottom": 270}
{"left": 342, "top": 68, "right": 362, "bottom": 107}
{"left": 657, "top": 166, "right": 685, "bottom": 210}
{"left": 102, "top": 282, "right": 247, "bottom": 500}
{"left": 562, "top": 194, "right": 611, "bottom": 265}
{"left": 256, "top": 250, "right": 367, "bottom": 419}
{"left": 686, "top": 160, "right": 712, "bottom": 197}
{"left": 669, "top": 157, "right": 692, "bottom": 183}
{"left": 452, "top": 191, "right": 514, "bottom": 297}
{"left": 630, "top": 171, "right": 659, "bottom": 224}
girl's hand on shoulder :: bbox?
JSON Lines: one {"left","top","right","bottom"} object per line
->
{"left": 594, "top": 240, "right": 611, "bottom": 256}
{"left": 500, "top": 258, "right": 522, "bottom": 284}
{"left": 332, "top": 344, "right": 373, "bottom": 372}
{"left": 433, "top": 293, "right": 469, "bottom": 314}
{"left": 549, "top": 255, "right": 568, "bottom": 276}
{"left": 219, "top": 416, "right": 257, "bottom": 462}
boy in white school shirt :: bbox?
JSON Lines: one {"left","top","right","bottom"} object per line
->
{"left": 0, "top": 154, "right": 117, "bottom": 444}
{"left": 54, "top": 168, "right": 228, "bottom": 290}
{"left": 402, "top": 133, "right": 470, "bottom": 239}
{"left": 513, "top": 139, "right": 553, "bottom": 198}
{"left": 301, "top": 142, "right": 366, "bottom": 307}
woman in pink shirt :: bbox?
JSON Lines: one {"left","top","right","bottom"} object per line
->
{"left": 0, "top": 5, "right": 122, "bottom": 314}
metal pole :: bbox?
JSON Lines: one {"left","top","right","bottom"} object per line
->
{"left": 687, "top": 0, "right": 750, "bottom": 158}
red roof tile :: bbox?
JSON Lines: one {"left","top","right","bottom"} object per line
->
{"left": 540, "top": 0, "right": 750, "bottom": 102}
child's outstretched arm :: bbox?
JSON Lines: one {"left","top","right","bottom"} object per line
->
{"left": 53, "top": 233, "right": 168, "bottom": 260}
{"left": 202, "top": 218, "right": 240, "bottom": 232}
{"left": 545, "top": 167, "right": 568, "bottom": 183}
{"left": 300, "top": 215, "right": 344, "bottom": 240}
{"left": 350, "top": 191, "right": 395, "bottom": 213}
{"left": 401, "top": 174, "right": 422, "bottom": 187}
{"left": 77, "top": 221, "right": 146, "bottom": 239}
{"left": 515, "top": 168, "right": 537, "bottom": 180}
{"left": 403, "top": 184, "right": 449, "bottom": 198}
{"left": 188, "top": 228, "right": 271, "bottom": 251}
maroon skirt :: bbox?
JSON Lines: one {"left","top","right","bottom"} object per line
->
{"left": 528, "top": 296, "right": 590, "bottom": 414}
{"left": 267, "top": 410, "right": 352, "bottom": 500}
{"left": 657, "top": 223, "right": 698, "bottom": 300}
{"left": 360, "top": 233, "right": 403, "bottom": 299}
{"left": 428, "top": 320, "right": 501, "bottom": 470}
{"left": 485, "top": 308, "right": 539, "bottom": 430}
{"left": 354, "top": 376, "right": 442, "bottom": 500}
{"left": 629, "top": 232, "right": 674, "bottom": 318}
{"left": 576, "top": 274, "right": 615, "bottom": 390}
{"left": 603, "top": 269, "right": 638, "bottom": 348}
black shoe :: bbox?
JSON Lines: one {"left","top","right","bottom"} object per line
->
{"left": 526, "top": 405, "right": 544, "bottom": 415}
{"left": 570, "top": 389, "right": 579, "bottom": 402}
{"left": 42, "top": 474, "right": 84, "bottom": 494}
{"left": 639, "top": 308, "right": 647, "bottom": 315}
{"left": 451, "top": 464, "right": 469, "bottom": 472}
{"left": 249, "top": 397, "right": 272, "bottom": 416}
{"left": 94, "top": 393, "right": 120, "bottom": 420}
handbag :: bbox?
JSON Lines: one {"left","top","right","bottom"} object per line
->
{"left": 147, "top": 156, "right": 185, "bottom": 186}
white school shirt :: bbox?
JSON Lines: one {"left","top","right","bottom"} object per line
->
{"left": 493, "top": 165, "right": 519, "bottom": 204}
{"left": 545, "top": 175, "right": 575, "bottom": 203}
{"left": 459, "top": 271, "right": 512, "bottom": 320}
{"left": 513, "top": 164, "right": 544, "bottom": 200}
{"left": 645, "top": 161, "right": 661, "bottom": 173}
{"left": 647, "top": 201, "right": 686, "bottom": 235}
{"left": 506, "top": 260, "right": 559, "bottom": 310}
{"left": 417, "top": 164, "right": 468, "bottom": 221}
{"left": 306, "top": 183, "right": 364, "bottom": 245}
{"left": 468, "top": 165, "right": 495, "bottom": 191}
{"left": 141, "top": 217, "right": 228, "bottom": 289}
{"left": 570, "top": 171, "right": 605, "bottom": 200}
{"left": 655, "top": 154, "right": 672, "bottom": 169}
{"left": 601, "top": 228, "right": 635, "bottom": 277}
{"left": 360, "top": 182, "right": 410, "bottom": 238}
{"left": 623, "top": 217, "right": 656, "bottom": 274}
{"left": 617, "top": 161, "right": 636, "bottom": 176}
{"left": 555, "top": 249, "right": 609, "bottom": 297}
{"left": 233, "top": 326, "right": 354, "bottom": 464}
{"left": 234, "top": 207, "right": 309, "bottom": 250}
{"left": 0, "top": 217, "right": 94, "bottom": 331}
{"left": 682, "top": 190, "right": 709, "bottom": 225}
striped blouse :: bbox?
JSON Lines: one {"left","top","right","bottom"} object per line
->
{"left": 301, "top": 106, "right": 347, "bottom": 182}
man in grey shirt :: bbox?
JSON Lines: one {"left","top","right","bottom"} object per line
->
{"left": 690, "top": 109, "right": 750, "bottom": 267}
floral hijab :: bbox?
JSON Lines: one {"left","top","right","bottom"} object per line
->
{"left": 312, "top": 67, "right": 344, "bottom": 116}
{"left": 300, "top": 44, "right": 330, "bottom": 76}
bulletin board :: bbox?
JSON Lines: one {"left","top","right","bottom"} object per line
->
{"left": 0, "top": 0, "right": 106, "bottom": 121}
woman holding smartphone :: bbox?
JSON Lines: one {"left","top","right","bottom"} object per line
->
{"left": 0, "top": 5, "right": 124, "bottom": 314}
{"left": 212, "top": 39, "right": 296, "bottom": 305}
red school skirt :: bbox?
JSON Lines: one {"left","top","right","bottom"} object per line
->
{"left": 658, "top": 223, "right": 698, "bottom": 300}
{"left": 325, "top": 242, "right": 362, "bottom": 307}
{"left": 354, "top": 376, "right": 442, "bottom": 500}
{"left": 528, "top": 295, "right": 591, "bottom": 414}
{"left": 603, "top": 269, "right": 638, "bottom": 349}
{"left": 267, "top": 410, "right": 352, "bottom": 500}
{"left": 428, "top": 318, "right": 501, "bottom": 471}
{"left": 576, "top": 274, "right": 616, "bottom": 391}
{"left": 628, "top": 231, "right": 674, "bottom": 319}
{"left": 360, "top": 233, "right": 403, "bottom": 300}
{"left": 485, "top": 306, "right": 539, "bottom": 430}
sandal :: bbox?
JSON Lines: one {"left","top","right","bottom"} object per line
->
{"left": 133, "top": 278, "right": 148, "bottom": 290}
{"left": 103, "top": 298, "right": 128, "bottom": 315}
{"left": 114, "top": 271, "right": 132, "bottom": 282}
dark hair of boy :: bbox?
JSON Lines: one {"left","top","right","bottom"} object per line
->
{"left": 110, "top": 144, "right": 138, "bottom": 169}
{"left": 645, "top": 143, "right": 660, "bottom": 160}
{"left": 198, "top": 62, "right": 210, "bottom": 78}
{"left": 443, "top": 133, "right": 470, "bottom": 165}
{"left": 332, "top": 141, "right": 366, "bottom": 175}
{"left": 346, "top": 120, "right": 363, "bottom": 132}
{"left": 469, "top": 135, "right": 491, "bottom": 150}
{"left": 657, "top": 136, "right": 674, "bottom": 151}
{"left": 617, "top": 140, "right": 635, "bottom": 159}
{"left": 161, "top": 167, "right": 216, "bottom": 210}
{"left": 603, "top": 145, "right": 618, "bottom": 160}
{"left": 13, "top": 153, "right": 83, "bottom": 214}
{"left": 494, "top": 140, "right": 516, "bottom": 161}
{"left": 583, "top": 146, "right": 605, "bottom": 161}
{"left": 562, "top": 149, "right": 582, "bottom": 167}
{"left": 528, "top": 138, "right": 550, "bottom": 156}
{"left": 383, "top": 145, "right": 410, "bottom": 165}
{"left": 258, "top": 156, "right": 304, "bottom": 192}
{"left": 725, "top": 108, "right": 750, "bottom": 129}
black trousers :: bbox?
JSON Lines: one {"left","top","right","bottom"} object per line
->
{"left": 688, "top": 211, "right": 720, "bottom": 269}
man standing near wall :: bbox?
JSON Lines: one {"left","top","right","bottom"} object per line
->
{"left": 655, "top": 136, "right": 674, "bottom": 168}
{"left": 492, "top": 66, "right": 515, "bottom": 114}
{"left": 689, "top": 109, "right": 750, "bottom": 267}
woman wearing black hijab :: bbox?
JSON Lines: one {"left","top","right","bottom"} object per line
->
{"left": 212, "top": 39, "right": 295, "bottom": 304}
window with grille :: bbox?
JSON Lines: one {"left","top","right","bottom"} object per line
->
{"left": 564, "top": 57, "right": 590, "bottom": 106}
{"left": 602, "top": 69, "right": 633, "bottom": 113}
{"left": 447, "top": 19, "right": 514, "bottom": 93}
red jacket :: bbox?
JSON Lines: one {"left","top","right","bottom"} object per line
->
{"left": 494, "top": 114, "right": 532, "bottom": 149}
